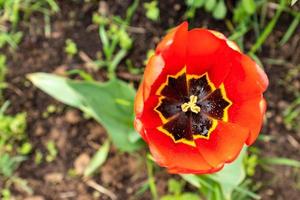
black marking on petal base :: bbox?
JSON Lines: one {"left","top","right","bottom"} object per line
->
{"left": 162, "top": 112, "right": 193, "bottom": 141}
{"left": 191, "top": 112, "right": 213, "bottom": 137}
{"left": 188, "top": 75, "right": 213, "bottom": 100}
{"left": 160, "top": 73, "right": 188, "bottom": 101}
{"left": 155, "top": 70, "right": 232, "bottom": 146}
{"left": 200, "top": 89, "right": 231, "bottom": 120}
{"left": 156, "top": 98, "right": 182, "bottom": 119}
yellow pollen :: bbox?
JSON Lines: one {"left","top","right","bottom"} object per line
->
{"left": 181, "top": 95, "right": 201, "bottom": 113}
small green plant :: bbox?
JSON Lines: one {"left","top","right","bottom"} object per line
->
{"left": 184, "top": 0, "right": 227, "bottom": 20}
{"left": 91, "top": 0, "right": 139, "bottom": 78}
{"left": 46, "top": 140, "right": 58, "bottom": 162}
{"left": 0, "top": 0, "right": 59, "bottom": 49}
{"left": 144, "top": 1, "right": 160, "bottom": 21}
{"left": 0, "top": 103, "right": 28, "bottom": 154}
{"left": 0, "top": 102, "right": 31, "bottom": 199}
{"left": 65, "top": 39, "right": 78, "bottom": 57}
{"left": 161, "top": 179, "right": 199, "bottom": 200}
{"left": 0, "top": 31, "right": 23, "bottom": 49}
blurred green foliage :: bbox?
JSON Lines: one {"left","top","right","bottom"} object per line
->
{"left": 185, "top": 0, "right": 227, "bottom": 20}
{"left": 0, "top": 102, "right": 31, "bottom": 198}
{"left": 91, "top": 0, "right": 139, "bottom": 78}
{"left": 0, "top": 0, "right": 59, "bottom": 49}
{"left": 0, "top": 105, "right": 28, "bottom": 156}
{"left": 65, "top": 39, "right": 78, "bottom": 57}
{"left": 144, "top": 0, "right": 160, "bottom": 21}
{"left": 161, "top": 179, "right": 200, "bottom": 200}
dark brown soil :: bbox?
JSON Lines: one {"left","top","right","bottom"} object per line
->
{"left": 2, "top": 0, "right": 300, "bottom": 200}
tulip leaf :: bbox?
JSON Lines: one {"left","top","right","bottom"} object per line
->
{"left": 27, "top": 73, "right": 83, "bottom": 108}
{"left": 209, "top": 147, "right": 247, "bottom": 200}
{"left": 28, "top": 73, "right": 144, "bottom": 152}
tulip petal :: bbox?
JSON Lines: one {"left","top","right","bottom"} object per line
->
{"left": 145, "top": 128, "right": 213, "bottom": 172}
{"left": 224, "top": 54, "right": 269, "bottom": 102}
{"left": 187, "top": 29, "right": 226, "bottom": 75}
{"left": 228, "top": 96, "right": 266, "bottom": 145}
{"left": 195, "top": 121, "right": 249, "bottom": 167}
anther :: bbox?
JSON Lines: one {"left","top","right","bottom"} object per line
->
{"left": 181, "top": 95, "right": 201, "bottom": 113}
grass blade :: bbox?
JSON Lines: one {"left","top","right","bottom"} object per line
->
{"left": 279, "top": 13, "right": 300, "bottom": 45}
{"left": 259, "top": 157, "right": 300, "bottom": 168}
{"left": 84, "top": 140, "right": 110, "bottom": 177}
{"left": 249, "top": 0, "right": 285, "bottom": 54}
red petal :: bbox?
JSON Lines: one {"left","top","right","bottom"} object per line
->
{"left": 134, "top": 118, "right": 148, "bottom": 143}
{"left": 224, "top": 54, "right": 269, "bottom": 102}
{"left": 195, "top": 121, "right": 249, "bottom": 167}
{"left": 145, "top": 128, "right": 214, "bottom": 173}
{"left": 144, "top": 22, "right": 189, "bottom": 99}
{"left": 186, "top": 29, "right": 226, "bottom": 76}
{"left": 168, "top": 163, "right": 224, "bottom": 174}
{"left": 134, "top": 80, "right": 145, "bottom": 117}
{"left": 205, "top": 44, "right": 234, "bottom": 87}
{"left": 156, "top": 22, "right": 188, "bottom": 72}
{"left": 140, "top": 95, "right": 162, "bottom": 129}
{"left": 143, "top": 54, "right": 165, "bottom": 100}
{"left": 228, "top": 96, "right": 266, "bottom": 145}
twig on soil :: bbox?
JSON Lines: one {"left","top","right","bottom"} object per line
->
{"left": 79, "top": 51, "right": 98, "bottom": 70}
{"left": 7, "top": 84, "right": 23, "bottom": 96}
{"left": 59, "top": 191, "right": 77, "bottom": 199}
{"left": 127, "top": 26, "right": 146, "bottom": 34}
{"left": 287, "top": 134, "right": 300, "bottom": 149}
{"left": 85, "top": 179, "right": 117, "bottom": 200}
{"left": 117, "top": 71, "right": 142, "bottom": 81}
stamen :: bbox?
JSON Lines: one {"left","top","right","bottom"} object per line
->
{"left": 181, "top": 95, "right": 201, "bottom": 113}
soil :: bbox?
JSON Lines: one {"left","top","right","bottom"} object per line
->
{"left": 2, "top": 0, "right": 300, "bottom": 200}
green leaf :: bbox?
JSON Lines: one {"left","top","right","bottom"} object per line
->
{"left": 209, "top": 147, "right": 247, "bottom": 200}
{"left": 180, "top": 174, "right": 201, "bottom": 188}
{"left": 186, "top": 0, "right": 205, "bottom": 7}
{"left": 144, "top": 1, "right": 160, "bottom": 21}
{"left": 28, "top": 73, "right": 144, "bottom": 152}
{"left": 168, "top": 179, "right": 182, "bottom": 195}
{"left": 205, "top": 0, "right": 216, "bottom": 12}
{"left": 212, "top": 0, "right": 227, "bottom": 20}
{"left": 68, "top": 79, "right": 144, "bottom": 151}
{"left": 242, "top": 0, "right": 256, "bottom": 14}
{"left": 27, "top": 73, "right": 83, "bottom": 108}
{"left": 84, "top": 140, "right": 110, "bottom": 177}
{"left": 0, "top": 154, "right": 26, "bottom": 177}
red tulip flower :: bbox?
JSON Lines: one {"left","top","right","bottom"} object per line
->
{"left": 134, "top": 22, "right": 268, "bottom": 174}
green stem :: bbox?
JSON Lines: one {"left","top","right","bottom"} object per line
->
{"left": 146, "top": 158, "right": 158, "bottom": 200}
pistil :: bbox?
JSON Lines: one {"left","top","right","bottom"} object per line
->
{"left": 181, "top": 95, "right": 201, "bottom": 113}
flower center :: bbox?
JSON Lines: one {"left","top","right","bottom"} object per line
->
{"left": 155, "top": 69, "right": 232, "bottom": 147}
{"left": 181, "top": 95, "right": 201, "bottom": 113}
